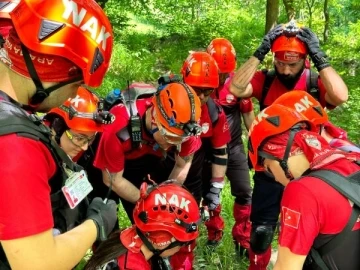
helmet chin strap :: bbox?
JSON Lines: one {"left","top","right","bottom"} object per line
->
{"left": 21, "top": 44, "right": 82, "bottom": 107}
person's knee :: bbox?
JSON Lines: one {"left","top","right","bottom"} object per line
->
{"left": 250, "top": 225, "right": 275, "bottom": 254}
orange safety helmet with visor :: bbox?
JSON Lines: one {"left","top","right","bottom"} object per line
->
{"left": 47, "top": 86, "right": 114, "bottom": 133}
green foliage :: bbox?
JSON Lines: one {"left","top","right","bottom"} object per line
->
{"left": 82, "top": 2, "right": 360, "bottom": 268}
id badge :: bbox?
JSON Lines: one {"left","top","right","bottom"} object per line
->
{"left": 61, "top": 170, "right": 93, "bottom": 209}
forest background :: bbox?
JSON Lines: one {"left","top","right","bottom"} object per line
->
{"left": 80, "top": 0, "right": 360, "bottom": 269}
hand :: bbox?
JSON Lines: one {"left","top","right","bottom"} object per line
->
{"left": 204, "top": 184, "right": 222, "bottom": 211}
{"left": 86, "top": 197, "right": 118, "bottom": 241}
{"left": 297, "top": 27, "right": 331, "bottom": 71}
{"left": 253, "top": 24, "right": 284, "bottom": 61}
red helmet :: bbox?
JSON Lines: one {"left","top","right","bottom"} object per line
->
{"left": 206, "top": 38, "right": 236, "bottom": 73}
{"left": 134, "top": 181, "right": 200, "bottom": 243}
{"left": 9, "top": 0, "right": 113, "bottom": 87}
{"left": 248, "top": 104, "right": 315, "bottom": 171}
{"left": 152, "top": 82, "right": 202, "bottom": 136}
{"left": 181, "top": 51, "right": 219, "bottom": 88}
{"left": 47, "top": 86, "right": 109, "bottom": 132}
{"left": 273, "top": 91, "right": 328, "bottom": 127}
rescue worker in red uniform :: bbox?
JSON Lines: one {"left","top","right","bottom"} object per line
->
{"left": 180, "top": 51, "right": 231, "bottom": 247}
{"left": 228, "top": 21, "right": 348, "bottom": 269}
{"left": 273, "top": 90, "right": 360, "bottom": 153}
{"left": 45, "top": 86, "right": 114, "bottom": 161}
{"left": 93, "top": 82, "right": 202, "bottom": 222}
{"left": 42, "top": 86, "right": 115, "bottom": 237}
{"left": 0, "top": 1, "right": 118, "bottom": 269}
{"left": 248, "top": 104, "right": 360, "bottom": 270}
{"left": 84, "top": 180, "right": 201, "bottom": 270}
{"left": 207, "top": 38, "right": 254, "bottom": 254}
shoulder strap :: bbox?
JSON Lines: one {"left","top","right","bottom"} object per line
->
{"left": 0, "top": 101, "right": 82, "bottom": 175}
{"left": 206, "top": 97, "right": 219, "bottom": 125}
{"left": 306, "top": 69, "right": 320, "bottom": 101}
{"left": 306, "top": 169, "right": 360, "bottom": 207}
{"left": 260, "top": 69, "right": 276, "bottom": 110}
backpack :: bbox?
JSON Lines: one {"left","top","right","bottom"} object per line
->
{"left": 301, "top": 163, "right": 360, "bottom": 270}
{"left": 259, "top": 68, "right": 320, "bottom": 110}
{"left": 0, "top": 100, "right": 84, "bottom": 268}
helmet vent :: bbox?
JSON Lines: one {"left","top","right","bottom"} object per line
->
{"left": 90, "top": 48, "right": 104, "bottom": 74}
{"left": 160, "top": 205, "right": 167, "bottom": 211}
{"left": 266, "top": 116, "right": 280, "bottom": 127}
{"left": 38, "top": 19, "right": 65, "bottom": 41}
{"left": 313, "top": 106, "right": 323, "bottom": 116}
{"left": 169, "top": 99, "right": 174, "bottom": 108}
{"left": 0, "top": 2, "right": 10, "bottom": 10}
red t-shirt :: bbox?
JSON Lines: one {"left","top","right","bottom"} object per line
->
{"left": 94, "top": 99, "right": 201, "bottom": 173}
{"left": 213, "top": 72, "right": 254, "bottom": 113}
{"left": 0, "top": 134, "right": 56, "bottom": 240}
{"left": 199, "top": 102, "right": 231, "bottom": 147}
{"left": 117, "top": 251, "right": 151, "bottom": 270}
{"left": 279, "top": 158, "right": 360, "bottom": 255}
{"left": 250, "top": 69, "right": 328, "bottom": 108}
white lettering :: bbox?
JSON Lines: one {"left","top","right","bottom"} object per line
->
{"left": 62, "top": 0, "right": 111, "bottom": 50}
{"left": 249, "top": 109, "right": 269, "bottom": 135}
{"left": 154, "top": 193, "right": 191, "bottom": 211}
{"left": 293, "top": 96, "right": 313, "bottom": 113}
{"left": 70, "top": 95, "right": 85, "bottom": 108}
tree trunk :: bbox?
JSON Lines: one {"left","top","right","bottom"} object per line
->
{"left": 323, "top": 0, "right": 330, "bottom": 43}
{"left": 283, "top": 0, "right": 296, "bottom": 20}
{"left": 96, "top": 0, "right": 109, "bottom": 9}
{"left": 265, "top": 0, "right": 279, "bottom": 34}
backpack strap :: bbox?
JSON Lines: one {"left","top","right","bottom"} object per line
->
{"left": 307, "top": 69, "right": 320, "bottom": 101}
{"left": 260, "top": 69, "right": 276, "bottom": 110}
{"left": 206, "top": 97, "right": 219, "bottom": 125}
{"left": 306, "top": 169, "right": 360, "bottom": 207}
{"left": 305, "top": 168, "right": 360, "bottom": 269}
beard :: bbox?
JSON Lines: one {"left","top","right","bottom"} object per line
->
{"left": 275, "top": 65, "right": 305, "bottom": 90}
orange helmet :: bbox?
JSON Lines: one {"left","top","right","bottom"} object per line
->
{"left": 0, "top": 0, "right": 19, "bottom": 19}
{"left": 271, "top": 35, "right": 307, "bottom": 55}
{"left": 47, "top": 86, "right": 113, "bottom": 132}
{"left": 248, "top": 104, "right": 315, "bottom": 171}
{"left": 134, "top": 180, "right": 200, "bottom": 243}
{"left": 206, "top": 38, "right": 236, "bottom": 73}
{"left": 9, "top": 0, "right": 113, "bottom": 87}
{"left": 181, "top": 51, "right": 219, "bottom": 88}
{"left": 152, "top": 82, "right": 202, "bottom": 136}
{"left": 273, "top": 91, "right": 328, "bottom": 127}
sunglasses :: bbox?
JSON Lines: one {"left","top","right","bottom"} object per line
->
{"left": 65, "top": 130, "right": 97, "bottom": 147}
{"left": 192, "top": 87, "right": 214, "bottom": 97}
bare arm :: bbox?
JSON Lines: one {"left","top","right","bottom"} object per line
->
{"left": 2, "top": 220, "right": 97, "bottom": 270}
{"left": 102, "top": 169, "right": 140, "bottom": 203}
{"left": 212, "top": 145, "right": 228, "bottom": 178}
{"left": 273, "top": 246, "right": 307, "bottom": 270}
{"left": 229, "top": 57, "right": 259, "bottom": 98}
{"left": 242, "top": 110, "right": 255, "bottom": 131}
{"left": 319, "top": 67, "right": 348, "bottom": 106}
{"left": 168, "top": 154, "right": 193, "bottom": 184}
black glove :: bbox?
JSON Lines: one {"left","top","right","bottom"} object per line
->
{"left": 297, "top": 27, "right": 331, "bottom": 71}
{"left": 253, "top": 24, "right": 284, "bottom": 62}
{"left": 86, "top": 197, "right": 118, "bottom": 241}
{"left": 204, "top": 184, "right": 222, "bottom": 211}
